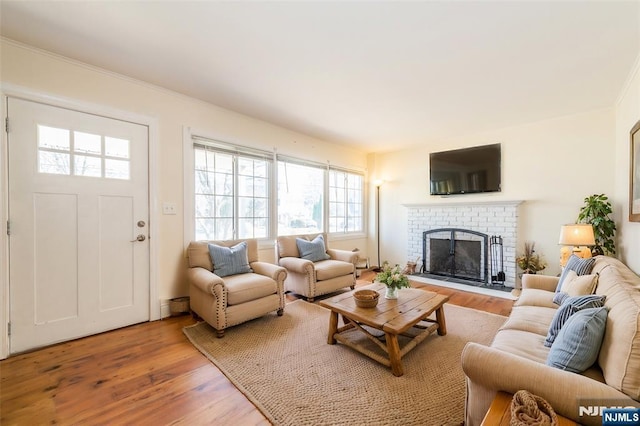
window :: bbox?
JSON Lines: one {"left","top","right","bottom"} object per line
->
{"left": 193, "top": 143, "right": 271, "bottom": 241}
{"left": 37, "top": 124, "right": 130, "bottom": 179}
{"left": 329, "top": 169, "right": 363, "bottom": 233}
{"left": 277, "top": 160, "right": 324, "bottom": 236}
{"left": 190, "top": 136, "right": 364, "bottom": 241}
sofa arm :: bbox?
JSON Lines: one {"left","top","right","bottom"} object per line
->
{"left": 461, "top": 342, "right": 635, "bottom": 425}
{"left": 279, "top": 257, "right": 314, "bottom": 274}
{"left": 251, "top": 261, "right": 287, "bottom": 283}
{"left": 187, "top": 267, "right": 224, "bottom": 295}
{"left": 327, "top": 248, "right": 358, "bottom": 264}
{"left": 522, "top": 274, "right": 560, "bottom": 292}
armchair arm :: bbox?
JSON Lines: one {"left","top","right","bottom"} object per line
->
{"left": 187, "top": 267, "right": 224, "bottom": 295}
{"left": 327, "top": 248, "right": 358, "bottom": 264}
{"left": 461, "top": 342, "right": 634, "bottom": 425}
{"left": 251, "top": 261, "right": 287, "bottom": 283}
{"left": 279, "top": 257, "right": 314, "bottom": 274}
{"left": 522, "top": 274, "right": 560, "bottom": 292}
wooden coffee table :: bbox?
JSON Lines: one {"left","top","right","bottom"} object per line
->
{"left": 319, "top": 283, "right": 449, "bottom": 376}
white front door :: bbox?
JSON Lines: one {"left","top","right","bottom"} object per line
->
{"left": 7, "top": 97, "right": 150, "bottom": 353}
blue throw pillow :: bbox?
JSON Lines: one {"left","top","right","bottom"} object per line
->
{"left": 544, "top": 294, "right": 606, "bottom": 347}
{"left": 546, "top": 307, "right": 608, "bottom": 373}
{"left": 208, "top": 241, "right": 253, "bottom": 277}
{"left": 552, "top": 291, "right": 569, "bottom": 306}
{"left": 296, "top": 235, "right": 330, "bottom": 262}
{"left": 556, "top": 255, "right": 596, "bottom": 292}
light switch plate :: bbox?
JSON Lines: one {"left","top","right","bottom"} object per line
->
{"left": 163, "top": 202, "right": 177, "bottom": 215}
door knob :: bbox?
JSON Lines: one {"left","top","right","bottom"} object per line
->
{"left": 137, "top": 220, "right": 146, "bottom": 227}
{"left": 130, "top": 234, "right": 146, "bottom": 242}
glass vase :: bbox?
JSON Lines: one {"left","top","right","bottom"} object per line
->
{"left": 385, "top": 286, "right": 398, "bottom": 299}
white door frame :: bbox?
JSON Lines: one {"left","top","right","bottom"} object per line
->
{"left": 0, "top": 83, "right": 160, "bottom": 359}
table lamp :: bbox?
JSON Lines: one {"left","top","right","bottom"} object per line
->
{"left": 558, "top": 224, "right": 596, "bottom": 267}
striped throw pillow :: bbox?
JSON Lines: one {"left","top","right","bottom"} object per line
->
{"left": 546, "top": 307, "right": 608, "bottom": 373}
{"left": 556, "top": 255, "right": 596, "bottom": 292}
{"left": 544, "top": 294, "right": 606, "bottom": 347}
{"left": 208, "top": 241, "right": 253, "bottom": 277}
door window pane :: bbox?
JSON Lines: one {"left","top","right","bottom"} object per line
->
{"left": 37, "top": 125, "right": 131, "bottom": 180}
{"left": 105, "top": 137, "right": 129, "bottom": 159}
{"left": 74, "top": 131, "right": 101, "bottom": 155}
{"left": 38, "top": 125, "right": 70, "bottom": 150}
{"left": 75, "top": 155, "right": 102, "bottom": 177}
{"left": 105, "top": 159, "right": 130, "bottom": 180}
{"left": 39, "top": 151, "right": 70, "bottom": 175}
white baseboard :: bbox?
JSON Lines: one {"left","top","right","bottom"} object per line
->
{"left": 160, "top": 300, "right": 172, "bottom": 319}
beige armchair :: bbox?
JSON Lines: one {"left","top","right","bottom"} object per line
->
{"left": 187, "top": 239, "right": 287, "bottom": 337}
{"left": 276, "top": 233, "right": 357, "bottom": 302}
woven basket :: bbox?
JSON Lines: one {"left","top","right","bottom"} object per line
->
{"left": 353, "top": 289, "right": 379, "bottom": 308}
{"left": 170, "top": 297, "right": 190, "bottom": 316}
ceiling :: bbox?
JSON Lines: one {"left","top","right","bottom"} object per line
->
{"left": 1, "top": 1, "right": 638, "bottom": 152}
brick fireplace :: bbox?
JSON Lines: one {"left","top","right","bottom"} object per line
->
{"left": 405, "top": 201, "right": 522, "bottom": 288}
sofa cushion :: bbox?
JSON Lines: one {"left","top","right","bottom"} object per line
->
{"left": 296, "top": 235, "right": 330, "bottom": 262}
{"left": 544, "top": 295, "right": 606, "bottom": 347}
{"left": 492, "top": 329, "right": 551, "bottom": 364}
{"left": 546, "top": 307, "right": 608, "bottom": 373}
{"left": 500, "top": 305, "right": 557, "bottom": 336}
{"left": 314, "top": 259, "right": 354, "bottom": 281}
{"left": 556, "top": 255, "right": 596, "bottom": 292}
{"left": 208, "top": 241, "right": 253, "bottom": 277}
{"left": 513, "top": 289, "right": 558, "bottom": 308}
{"left": 224, "top": 273, "right": 277, "bottom": 305}
{"left": 559, "top": 270, "right": 598, "bottom": 297}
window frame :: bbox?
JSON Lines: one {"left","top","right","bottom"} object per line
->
{"left": 328, "top": 167, "right": 364, "bottom": 235}
{"left": 192, "top": 138, "right": 273, "bottom": 241}
{"left": 184, "top": 129, "right": 366, "bottom": 248}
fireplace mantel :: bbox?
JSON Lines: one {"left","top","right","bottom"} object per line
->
{"left": 403, "top": 200, "right": 524, "bottom": 208}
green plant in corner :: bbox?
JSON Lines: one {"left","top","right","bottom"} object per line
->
{"left": 576, "top": 194, "right": 616, "bottom": 256}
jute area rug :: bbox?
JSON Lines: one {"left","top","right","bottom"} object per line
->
{"left": 183, "top": 299, "right": 506, "bottom": 426}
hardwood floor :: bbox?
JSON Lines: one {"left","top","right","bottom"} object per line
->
{"left": 1, "top": 271, "right": 513, "bottom": 425}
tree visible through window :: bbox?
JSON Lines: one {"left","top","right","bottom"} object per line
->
{"left": 194, "top": 144, "right": 270, "bottom": 241}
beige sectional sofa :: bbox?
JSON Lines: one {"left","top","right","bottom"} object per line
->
{"left": 461, "top": 255, "right": 640, "bottom": 425}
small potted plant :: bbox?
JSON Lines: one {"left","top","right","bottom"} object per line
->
{"left": 516, "top": 242, "right": 547, "bottom": 275}
{"left": 376, "top": 261, "right": 411, "bottom": 299}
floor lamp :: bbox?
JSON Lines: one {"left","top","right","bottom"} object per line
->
{"left": 372, "top": 180, "right": 383, "bottom": 272}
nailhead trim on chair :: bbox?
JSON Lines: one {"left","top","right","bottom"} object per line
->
{"left": 211, "top": 282, "right": 227, "bottom": 330}
{"left": 304, "top": 263, "right": 315, "bottom": 299}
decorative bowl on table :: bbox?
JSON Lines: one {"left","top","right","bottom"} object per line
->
{"left": 353, "top": 289, "right": 380, "bottom": 308}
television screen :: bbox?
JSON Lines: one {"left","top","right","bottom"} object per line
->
{"left": 429, "top": 143, "right": 501, "bottom": 195}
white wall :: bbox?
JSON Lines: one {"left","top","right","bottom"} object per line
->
{"left": 0, "top": 40, "right": 368, "bottom": 306}
{"left": 368, "top": 108, "right": 618, "bottom": 278}
{"left": 614, "top": 58, "right": 640, "bottom": 273}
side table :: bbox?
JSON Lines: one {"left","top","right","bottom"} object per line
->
{"left": 481, "top": 391, "right": 577, "bottom": 425}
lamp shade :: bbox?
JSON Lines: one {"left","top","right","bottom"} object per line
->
{"left": 558, "top": 224, "right": 596, "bottom": 246}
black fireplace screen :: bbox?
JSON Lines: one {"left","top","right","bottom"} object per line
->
{"left": 422, "top": 228, "right": 489, "bottom": 284}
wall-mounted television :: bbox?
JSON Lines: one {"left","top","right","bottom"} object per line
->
{"left": 429, "top": 143, "right": 501, "bottom": 195}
